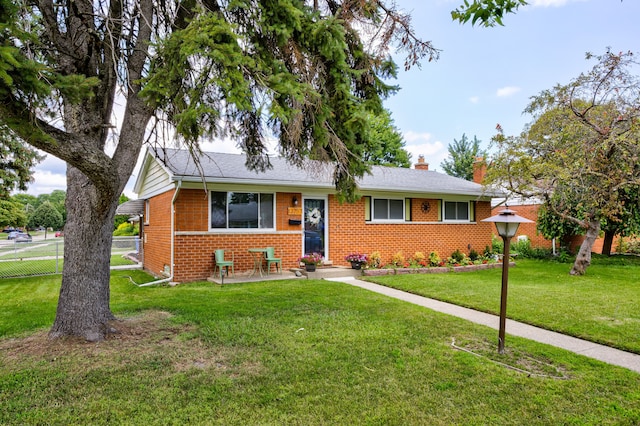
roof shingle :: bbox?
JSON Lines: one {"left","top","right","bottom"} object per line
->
{"left": 151, "top": 147, "right": 498, "bottom": 198}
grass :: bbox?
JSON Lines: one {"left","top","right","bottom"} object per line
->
{"left": 0, "top": 254, "right": 136, "bottom": 278}
{"left": 366, "top": 255, "right": 640, "bottom": 354}
{"left": 0, "top": 267, "right": 639, "bottom": 424}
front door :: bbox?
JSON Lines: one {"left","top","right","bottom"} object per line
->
{"left": 303, "top": 198, "right": 326, "bottom": 258}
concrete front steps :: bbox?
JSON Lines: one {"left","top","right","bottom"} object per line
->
{"left": 294, "top": 266, "right": 363, "bottom": 279}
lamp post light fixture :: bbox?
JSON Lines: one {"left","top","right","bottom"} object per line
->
{"left": 482, "top": 208, "right": 533, "bottom": 354}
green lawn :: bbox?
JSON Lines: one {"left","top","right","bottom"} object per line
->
{"left": 366, "top": 256, "right": 640, "bottom": 354}
{"left": 0, "top": 268, "right": 639, "bottom": 424}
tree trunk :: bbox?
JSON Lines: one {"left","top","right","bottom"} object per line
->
{"left": 49, "top": 167, "right": 119, "bottom": 341}
{"left": 570, "top": 220, "right": 600, "bottom": 276}
{"left": 601, "top": 230, "right": 615, "bottom": 256}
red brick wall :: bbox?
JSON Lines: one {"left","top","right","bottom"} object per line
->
{"left": 175, "top": 189, "right": 209, "bottom": 231}
{"left": 330, "top": 196, "right": 495, "bottom": 267}
{"left": 568, "top": 234, "right": 620, "bottom": 254}
{"left": 143, "top": 190, "right": 174, "bottom": 277}
{"left": 173, "top": 233, "right": 301, "bottom": 282}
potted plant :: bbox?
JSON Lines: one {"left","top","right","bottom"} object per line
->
{"left": 299, "top": 252, "right": 323, "bottom": 272}
{"left": 345, "top": 253, "right": 368, "bottom": 270}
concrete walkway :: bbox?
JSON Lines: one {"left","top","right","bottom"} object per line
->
{"left": 327, "top": 276, "right": 640, "bottom": 374}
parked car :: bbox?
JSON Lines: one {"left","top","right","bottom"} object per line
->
{"left": 7, "top": 231, "right": 19, "bottom": 240}
{"left": 13, "top": 232, "right": 32, "bottom": 243}
{"left": 2, "top": 227, "right": 15, "bottom": 233}
{"left": 55, "top": 230, "right": 64, "bottom": 237}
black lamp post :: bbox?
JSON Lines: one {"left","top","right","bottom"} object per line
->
{"left": 482, "top": 208, "right": 533, "bottom": 354}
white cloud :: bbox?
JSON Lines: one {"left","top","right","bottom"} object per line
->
{"left": 403, "top": 131, "right": 433, "bottom": 144}
{"left": 529, "top": 0, "right": 579, "bottom": 7}
{"left": 26, "top": 170, "right": 67, "bottom": 195}
{"left": 496, "top": 86, "right": 521, "bottom": 97}
{"left": 402, "top": 131, "right": 448, "bottom": 171}
{"left": 469, "top": 96, "right": 480, "bottom": 104}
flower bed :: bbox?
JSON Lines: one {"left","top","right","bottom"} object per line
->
{"left": 362, "top": 261, "right": 515, "bottom": 276}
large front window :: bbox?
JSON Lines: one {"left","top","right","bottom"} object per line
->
{"left": 210, "top": 192, "right": 274, "bottom": 229}
{"left": 373, "top": 198, "right": 404, "bottom": 220}
{"left": 444, "top": 201, "right": 469, "bottom": 221}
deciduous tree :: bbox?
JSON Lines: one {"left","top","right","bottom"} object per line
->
{"left": 28, "top": 201, "right": 63, "bottom": 237}
{"left": 486, "top": 50, "right": 640, "bottom": 275}
{"left": 0, "top": 199, "right": 27, "bottom": 229}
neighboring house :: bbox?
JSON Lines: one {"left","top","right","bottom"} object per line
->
{"left": 134, "top": 148, "right": 502, "bottom": 283}
{"left": 490, "top": 198, "right": 618, "bottom": 254}
{"left": 490, "top": 197, "right": 555, "bottom": 250}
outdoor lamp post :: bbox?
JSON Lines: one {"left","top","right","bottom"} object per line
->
{"left": 482, "top": 208, "right": 533, "bottom": 354}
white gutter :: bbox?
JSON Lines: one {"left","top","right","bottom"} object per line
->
{"left": 138, "top": 179, "right": 182, "bottom": 287}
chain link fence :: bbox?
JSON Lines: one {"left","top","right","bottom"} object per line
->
{"left": 0, "top": 236, "right": 141, "bottom": 279}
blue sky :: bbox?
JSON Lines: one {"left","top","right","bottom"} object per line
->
{"left": 21, "top": 0, "right": 640, "bottom": 197}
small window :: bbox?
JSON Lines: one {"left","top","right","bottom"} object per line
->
{"left": 372, "top": 198, "right": 404, "bottom": 220}
{"left": 210, "top": 191, "right": 275, "bottom": 229}
{"left": 444, "top": 201, "right": 469, "bottom": 221}
{"left": 144, "top": 199, "right": 150, "bottom": 225}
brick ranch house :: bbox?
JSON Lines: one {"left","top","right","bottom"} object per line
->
{"left": 132, "top": 147, "right": 503, "bottom": 283}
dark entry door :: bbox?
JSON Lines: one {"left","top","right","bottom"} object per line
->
{"left": 303, "top": 198, "right": 326, "bottom": 258}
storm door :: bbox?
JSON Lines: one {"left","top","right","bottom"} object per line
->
{"left": 303, "top": 198, "right": 326, "bottom": 258}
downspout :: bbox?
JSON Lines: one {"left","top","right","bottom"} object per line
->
{"left": 139, "top": 179, "right": 182, "bottom": 287}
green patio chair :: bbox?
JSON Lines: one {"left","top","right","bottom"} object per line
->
{"left": 265, "top": 246, "right": 282, "bottom": 275}
{"left": 214, "top": 249, "right": 234, "bottom": 278}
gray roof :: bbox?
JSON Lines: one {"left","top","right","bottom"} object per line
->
{"left": 116, "top": 199, "right": 145, "bottom": 215}
{"left": 151, "top": 147, "right": 499, "bottom": 198}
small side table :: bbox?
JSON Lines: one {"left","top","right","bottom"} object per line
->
{"left": 248, "top": 248, "right": 268, "bottom": 277}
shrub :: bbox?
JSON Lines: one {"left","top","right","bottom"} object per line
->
{"left": 616, "top": 237, "right": 629, "bottom": 254}
{"left": 113, "top": 222, "right": 138, "bottom": 236}
{"left": 529, "top": 247, "right": 552, "bottom": 259}
{"left": 555, "top": 250, "right": 572, "bottom": 263}
{"left": 368, "top": 251, "right": 383, "bottom": 269}
{"left": 450, "top": 249, "right": 465, "bottom": 263}
{"left": 627, "top": 238, "right": 640, "bottom": 254}
{"left": 410, "top": 251, "right": 428, "bottom": 268}
{"left": 469, "top": 249, "right": 480, "bottom": 261}
{"left": 114, "top": 215, "right": 129, "bottom": 230}
{"left": 391, "top": 251, "right": 405, "bottom": 267}
{"left": 512, "top": 239, "right": 532, "bottom": 257}
{"left": 428, "top": 251, "right": 442, "bottom": 267}
{"left": 413, "top": 251, "right": 426, "bottom": 263}
{"left": 491, "top": 234, "right": 503, "bottom": 253}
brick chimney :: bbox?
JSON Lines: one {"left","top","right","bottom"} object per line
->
{"left": 473, "top": 157, "right": 486, "bottom": 184}
{"left": 414, "top": 155, "right": 429, "bottom": 171}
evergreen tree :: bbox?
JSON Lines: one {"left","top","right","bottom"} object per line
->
{"left": 441, "top": 134, "right": 483, "bottom": 180}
